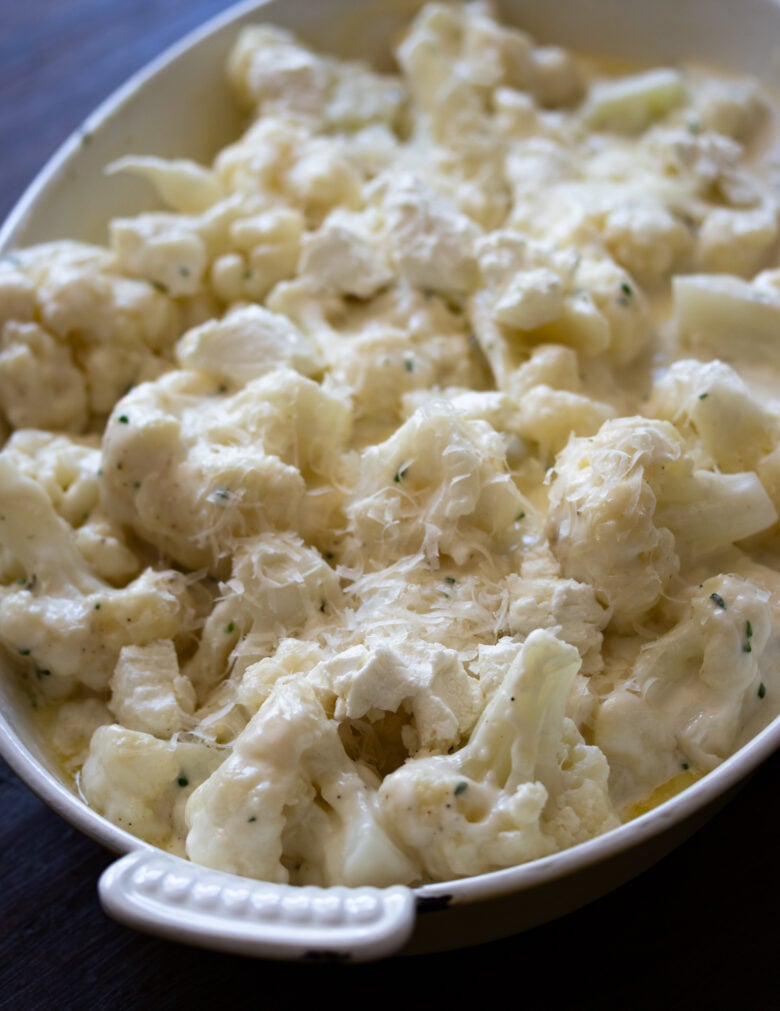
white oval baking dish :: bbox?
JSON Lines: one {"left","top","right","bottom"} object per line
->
{"left": 2, "top": 0, "right": 780, "bottom": 962}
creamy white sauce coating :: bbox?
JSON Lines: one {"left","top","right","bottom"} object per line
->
{"left": 1, "top": 1, "right": 780, "bottom": 886}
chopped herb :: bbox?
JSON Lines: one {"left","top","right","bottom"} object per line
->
{"left": 620, "top": 282, "right": 633, "bottom": 297}
{"left": 18, "top": 648, "right": 30, "bottom": 656}
{"left": 248, "top": 816, "right": 257, "bottom": 823}
{"left": 516, "top": 511, "right": 526, "bottom": 522}
{"left": 454, "top": 781, "right": 468, "bottom": 796}
{"left": 97, "top": 467, "right": 104, "bottom": 477}
{"left": 687, "top": 119, "right": 701, "bottom": 135}
{"left": 324, "top": 551, "right": 334, "bottom": 561}
{"left": 710, "top": 592, "right": 727, "bottom": 609}
{"left": 225, "top": 622, "right": 235, "bottom": 634}
{"left": 15, "top": 577, "right": 26, "bottom": 585}
{"left": 758, "top": 682, "right": 766, "bottom": 699}
{"left": 94, "top": 602, "right": 101, "bottom": 610}
{"left": 404, "top": 359, "right": 415, "bottom": 373}
{"left": 151, "top": 280, "right": 168, "bottom": 294}
{"left": 177, "top": 775, "right": 189, "bottom": 788}
{"left": 681, "top": 762, "right": 689, "bottom": 770}
{"left": 117, "top": 415, "right": 129, "bottom": 424}
{"left": 698, "top": 392, "right": 709, "bottom": 400}
{"left": 444, "top": 576, "right": 457, "bottom": 585}
{"left": 213, "top": 487, "right": 231, "bottom": 501}
{"left": 393, "top": 466, "right": 410, "bottom": 483}
{"left": 746, "top": 620, "right": 753, "bottom": 639}
{"left": 178, "top": 266, "right": 190, "bottom": 277}
{"left": 36, "top": 668, "right": 51, "bottom": 678}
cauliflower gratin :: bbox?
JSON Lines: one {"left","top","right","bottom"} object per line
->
{"left": 1, "top": 1, "right": 780, "bottom": 888}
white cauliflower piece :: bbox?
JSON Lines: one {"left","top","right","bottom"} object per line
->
{"left": 11, "top": 241, "right": 179, "bottom": 418}
{"left": 185, "top": 532, "right": 342, "bottom": 700}
{"left": 299, "top": 208, "right": 393, "bottom": 299}
{"left": 109, "top": 640, "right": 196, "bottom": 738}
{"left": 378, "top": 630, "right": 618, "bottom": 880}
{"left": 175, "top": 304, "right": 321, "bottom": 387}
{"left": 309, "top": 640, "right": 481, "bottom": 754}
{"left": 583, "top": 69, "right": 686, "bottom": 133}
{"left": 0, "top": 456, "right": 194, "bottom": 690}
{"left": 696, "top": 204, "right": 778, "bottom": 277}
{"left": 0, "top": 321, "right": 88, "bottom": 431}
{"left": 546, "top": 418, "right": 777, "bottom": 629}
{"left": 506, "top": 576, "right": 611, "bottom": 674}
{"left": 595, "top": 572, "right": 780, "bottom": 806}
{"left": 647, "top": 358, "right": 777, "bottom": 472}
{"left": 82, "top": 724, "right": 224, "bottom": 850}
{"left": 344, "top": 400, "right": 524, "bottom": 567}
{"left": 212, "top": 206, "right": 303, "bottom": 303}
{"left": 186, "top": 678, "right": 419, "bottom": 886}
{"left": 106, "top": 156, "right": 224, "bottom": 213}
{"left": 110, "top": 213, "right": 209, "bottom": 297}
{"left": 383, "top": 174, "right": 481, "bottom": 297}
{"left": 100, "top": 368, "right": 350, "bottom": 571}
{"left": 674, "top": 273, "right": 780, "bottom": 367}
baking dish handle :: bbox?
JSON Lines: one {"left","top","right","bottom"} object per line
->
{"left": 99, "top": 849, "right": 417, "bottom": 962}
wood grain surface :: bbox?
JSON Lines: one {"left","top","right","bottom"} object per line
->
{"left": 1, "top": 2, "right": 778, "bottom": 1006}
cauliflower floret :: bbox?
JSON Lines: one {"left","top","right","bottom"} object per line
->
{"left": 309, "top": 640, "right": 481, "bottom": 755}
{"left": 506, "top": 576, "right": 611, "bottom": 674}
{"left": 175, "top": 304, "right": 321, "bottom": 388}
{"left": 100, "top": 367, "right": 350, "bottom": 571}
{"left": 106, "top": 156, "right": 224, "bottom": 214}
{"left": 228, "top": 24, "right": 405, "bottom": 131}
{"left": 299, "top": 208, "right": 393, "bottom": 299}
{"left": 109, "top": 640, "right": 196, "bottom": 738}
{"left": 185, "top": 532, "right": 342, "bottom": 701}
{"left": 546, "top": 417, "right": 777, "bottom": 629}
{"left": 383, "top": 174, "right": 481, "bottom": 297}
{"left": 186, "top": 678, "right": 419, "bottom": 886}
{"left": 344, "top": 400, "right": 524, "bottom": 567}
{"left": 82, "top": 724, "right": 224, "bottom": 850}
{"left": 583, "top": 69, "right": 686, "bottom": 134}
{"left": 0, "top": 458, "right": 194, "bottom": 691}
{"left": 647, "top": 358, "right": 778, "bottom": 472}
{"left": 9, "top": 241, "right": 180, "bottom": 419}
{"left": 378, "top": 630, "right": 618, "bottom": 880}
{"left": 110, "top": 213, "right": 209, "bottom": 297}
{"left": 696, "top": 203, "right": 778, "bottom": 277}
{"left": 595, "top": 572, "right": 780, "bottom": 807}
{"left": 0, "top": 321, "right": 88, "bottom": 431}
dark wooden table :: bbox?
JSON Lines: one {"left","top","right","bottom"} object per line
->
{"left": 1, "top": 2, "right": 778, "bottom": 1005}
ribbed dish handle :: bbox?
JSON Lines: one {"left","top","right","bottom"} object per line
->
{"left": 99, "top": 849, "right": 417, "bottom": 962}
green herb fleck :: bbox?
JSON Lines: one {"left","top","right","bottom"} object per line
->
{"left": 177, "top": 775, "right": 189, "bottom": 788}
{"left": 225, "top": 622, "right": 235, "bottom": 634}
{"left": 213, "top": 487, "right": 231, "bottom": 501}
{"left": 710, "top": 592, "right": 727, "bottom": 609}
{"left": 687, "top": 119, "right": 701, "bottom": 135}
{"left": 516, "top": 511, "right": 526, "bottom": 522}
{"left": 393, "top": 466, "right": 410, "bottom": 483}
{"left": 681, "top": 762, "right": 689, "bottom": 771}
{"left": 758, "top": 682, "right": 766, "bottom": 699}
{"left": 94, "top": 602, "right": 101, "bottom": 611}
{"left": 698, "top": 392, "right": 709, "bottom": 400}
{"left": 743, "top": 620, "right": 753, "bottom": 653}
{"left": 16, "top": 577, "right": 26, "bottom": 585}
{"left": 620, "top": 282, "right": 633, "bottom": 297}
{"left": 454, "top": 781, "right": 468, "bottom": 796}
{"left": 117, "top": 414, "right": 129, "bottom": 424}
{"left": 151, "top": 280, "right": 168, "bottom": 294}
{"left": 248, "top": 816, "right": 257, "bottom": 823}
{"left": 404, "top": 358, "right": 415, "bottom": 373}
{"left": 18, "top": 648, "right": 30, "bottom": 656}
{"left": 444, "top": 576, "right": 457, "bottom": 585}
{"left": 178, "top": 266, "right": 190, "bottom": 277}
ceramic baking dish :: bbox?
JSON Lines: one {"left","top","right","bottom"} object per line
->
{"left": 1, "top": 0, "right": 779, "bottom": 962}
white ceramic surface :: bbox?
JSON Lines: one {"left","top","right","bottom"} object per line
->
{"left": 2, "top": 0, "right": 780, "bottom": 962}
